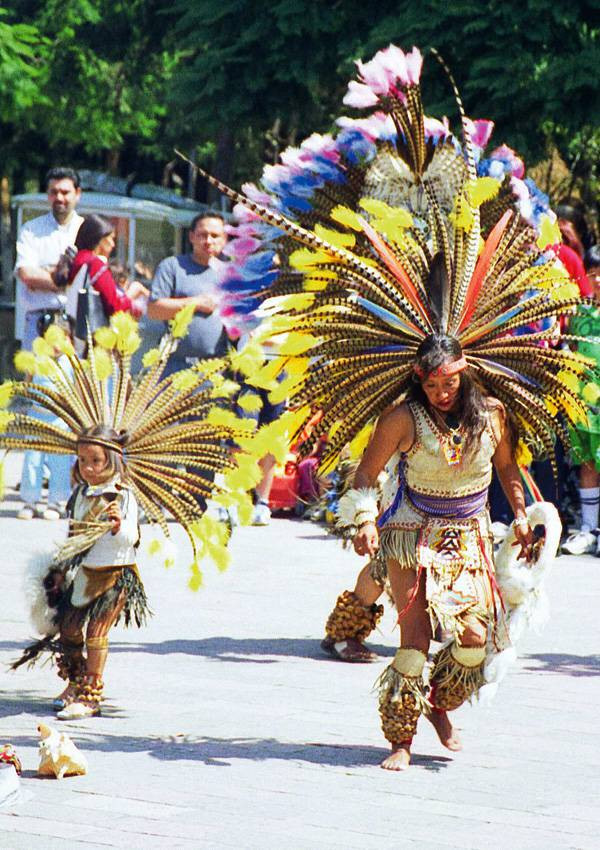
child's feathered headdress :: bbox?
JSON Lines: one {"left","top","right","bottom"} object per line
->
{"left": 0, "top": 310, "right": 259, "bottom": 584}
{"left": 186, "top": 45, "right": 597, "bottom": 472}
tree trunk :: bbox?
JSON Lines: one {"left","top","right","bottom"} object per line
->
{"left": 0, "top": 176, "right": 12, "bottom": 295}
{"left": 105, "top": 149, "right": 121, "bottom": 176}
{"left": 208, "top": 128, "right": 235, "bottom": 210}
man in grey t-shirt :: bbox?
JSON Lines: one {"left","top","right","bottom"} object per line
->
{"left": 147, "top": 212, "right": 229, "bottom": 376}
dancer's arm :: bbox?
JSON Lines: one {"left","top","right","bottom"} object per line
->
{"left": 352, "top": 403, "right": 415, "bottom": 557}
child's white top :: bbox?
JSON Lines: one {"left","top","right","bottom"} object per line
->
{"left": 72, "top": 476, "right": 139, "bottom": 567}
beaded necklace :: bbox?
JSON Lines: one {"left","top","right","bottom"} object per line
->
{"left": 427, "top": 407, "right": 464, "bottom": 466}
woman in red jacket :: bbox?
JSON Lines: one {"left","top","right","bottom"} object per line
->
{"left": 65, "top": 215, "right": 148, "bottom": 326}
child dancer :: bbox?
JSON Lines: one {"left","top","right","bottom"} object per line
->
{"left": 6, "top": 313, "right": 257, "bottom": 718}
{"left": 54, "top": 424, "right": 147, "bottom": 719}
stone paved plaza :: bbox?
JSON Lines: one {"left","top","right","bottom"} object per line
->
{"left": 1, "top": 454, "right": 599, "bottom": 849}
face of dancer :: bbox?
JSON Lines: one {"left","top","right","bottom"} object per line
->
{"left": 77, "top": 443, "right": 111, "bottom": 486}
{"left": 421, "top": 369, "right": 461, "bottom": 414}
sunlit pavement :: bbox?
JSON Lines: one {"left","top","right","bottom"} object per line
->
{"left": 1, "top": 452, "right": 599, "bottom": 849}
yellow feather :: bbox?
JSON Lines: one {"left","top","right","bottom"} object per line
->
{"left": 32, "top": 337, "right": 53, "bottom": 358}
{"left": 237, "top": 392, "right": 263, "bottom": 413}
{"left": 268, "top": 373, "right": 305, "bottom": 404}
{"left": 289, "top": 248, "right": 335, "bottom": 270}
{"left": 142, "top": 347, "right": 161, "bottom": 368}
{"left": 557, "top": 370, "right": 581, "bottom": 393}
{"left": 536, "top": 215, "right": 561, "bottom": 250}
{"left": 448, "top": 194, "right": 474, "bottom": 231}
{"left": 467, "top": 177, "right": 501, "bottom": 207}
{"left": 93, "top": 348, "right": 113, "bottom": 380}
{"left": 169, "top": 303, "right": 196, "bottom": 338}
{"left": 314, "top": 224, "right": 356, "bottom": 248}
{"left": 94, "top": 326, "right": 117, "bottom": 350}
{"left": 330, "top": 205, "right": 363, "bottom": 231}
{"left": 0, "top": 382, "right": 14, "bottom": 409}
{"left": 347, "top": 424, "right": 373, "bottom": 459}
{"left": 582, "top": 382, "right": 600, "bottom": 404}
{"left": 515, "top": 440, "right": 533, "bottom": 467}
{"left": 276, "top": 333, "right": 319, "bottom": 356}
{"left": 14, "top": 350, "right": 36, "bottom": 374}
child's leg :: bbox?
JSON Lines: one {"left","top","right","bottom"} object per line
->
{"left": 56, "top": 609, "right": 85, "bottom": 706}
{"left": 57, "top": 592, "right": 126, "bottom": 720}
{"left": 79, "top": 593, "right": 127, "bottom": 707}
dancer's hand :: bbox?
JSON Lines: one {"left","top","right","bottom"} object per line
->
{"left": 105, "top": 501, "right": 122, "bottom": 535}
{"left": 354, "top": 521, "right": 379, "bottom": 557}
{"left": 513, "top": 521, "right": 534, "bottom": 561}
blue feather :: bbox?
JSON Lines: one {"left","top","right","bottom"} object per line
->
{"left": 354, "top": 295, "right": 419, "bottom": 336}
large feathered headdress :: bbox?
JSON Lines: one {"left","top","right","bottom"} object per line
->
{"left": 0, "top": 311, "right": 259, "bottom": 584}
{"left": 187, "top": 45, "right": 597, "bottom": 471}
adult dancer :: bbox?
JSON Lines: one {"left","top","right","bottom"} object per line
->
{"left": 337, "top": 334, "right": 531, "bottom": 769}
{"left": 192, "top": 43, "right": 595, "bottom": 769}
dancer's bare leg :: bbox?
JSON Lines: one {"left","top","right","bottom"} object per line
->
{"left": 428, "top": 707, "right": 462, "bottom": 751}
{"left": 321, "top": 564, "right": 385, "bottom": 662}
{"left": 354, "top": 563, "right": 384, "bottom": 606}
{"left": 380, "top": 563, "right": 431, "bottom": 771}
{"left": 428, "top": 615, "right": 486, "bottom": 751}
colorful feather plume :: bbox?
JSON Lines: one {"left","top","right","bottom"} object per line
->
{"left": 0, "top": 315, "right": 258, "bottom": 578}
{"left": 188, "top": 44, "right": 597, "bottom": 471}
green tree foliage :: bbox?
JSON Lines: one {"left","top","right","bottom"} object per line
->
{"left": 1, "top": 0, "right": 179, "bottom": 185}
{"left": 0, "top": 0, "right": 598, "bottom": 204}
{"left": 165, "top": 0, "right": 403, "bottom": 182}
{"left": 169, "top": 0, "right": 600, "bottom": 194}
{"left": 0, "top": 7, "right": 46, "bottom": 117}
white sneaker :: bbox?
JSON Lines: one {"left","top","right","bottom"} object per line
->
{"left": 561, "top": 529, "right": 596, "bottom": 555}
{"left": 42, "top": 506, "right": 61, "bottom": 521}
{"left": 56, "top": 701, "right": 99, "bottom": 720}
{"left": 252, "top": 501, "right": 271, "bottom": 526}
{"left": 17, "top": 505, "right": 35, "bottom": 520}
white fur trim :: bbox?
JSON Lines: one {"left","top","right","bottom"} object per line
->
{"left": 336, "top": 487, "right": 379, "bottom": 528}
{"left": 24, "top": 551, "right": 59, "bottom": 636}
{"left": 480, "top": 501, "right": 560, "bottom": 706}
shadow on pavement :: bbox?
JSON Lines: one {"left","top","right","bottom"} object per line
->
{"left": 522, "top": 652, "right": 600, "bottom": 677}
{"left": 109, "top": 636, "right": 395, "bottom": 662}
{"left": 5, "top": 732, "right": 450, "bottom": 771}
{"left": 0, "top": 690, "right": 52, "bottom": 718}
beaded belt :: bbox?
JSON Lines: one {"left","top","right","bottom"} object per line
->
{"left": 406, "top": 485, "right": 488, "bottom": 518}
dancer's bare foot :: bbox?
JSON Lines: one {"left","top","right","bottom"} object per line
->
{"left": 380, "top": 743, "right": 411, "bottom": 771}
{"left": 320, "top": 636, "right": 378, "bottom": 662}
{"left": 427, "top": 708, "right": 462, "bottom": 751}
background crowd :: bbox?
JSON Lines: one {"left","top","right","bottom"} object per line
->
{"left": 11, "top": 164, "right": 600, "bottom": 555}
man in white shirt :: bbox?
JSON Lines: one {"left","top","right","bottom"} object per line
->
{"left": 15, "top": 167, "right": 83, "bottom": 349}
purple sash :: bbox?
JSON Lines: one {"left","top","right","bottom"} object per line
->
{"left": 406, "top": 486, "right": 488, "bottom": 518}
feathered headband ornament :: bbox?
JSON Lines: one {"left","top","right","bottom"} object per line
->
{"left": 414, "top": 356, "right": 467, "bottom": 380}
{"left": 180, "top": 44, "right": 597, "bottom": 474}
{"left": 77, "top": 435, "right": 124, "bottom": 454}
{"left": 0, "top": 313, "right": 260, "bottom": 586}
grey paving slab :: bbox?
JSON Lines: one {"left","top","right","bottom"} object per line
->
{"left": 1, "top": 451, "right": 599, "bottom": 849}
